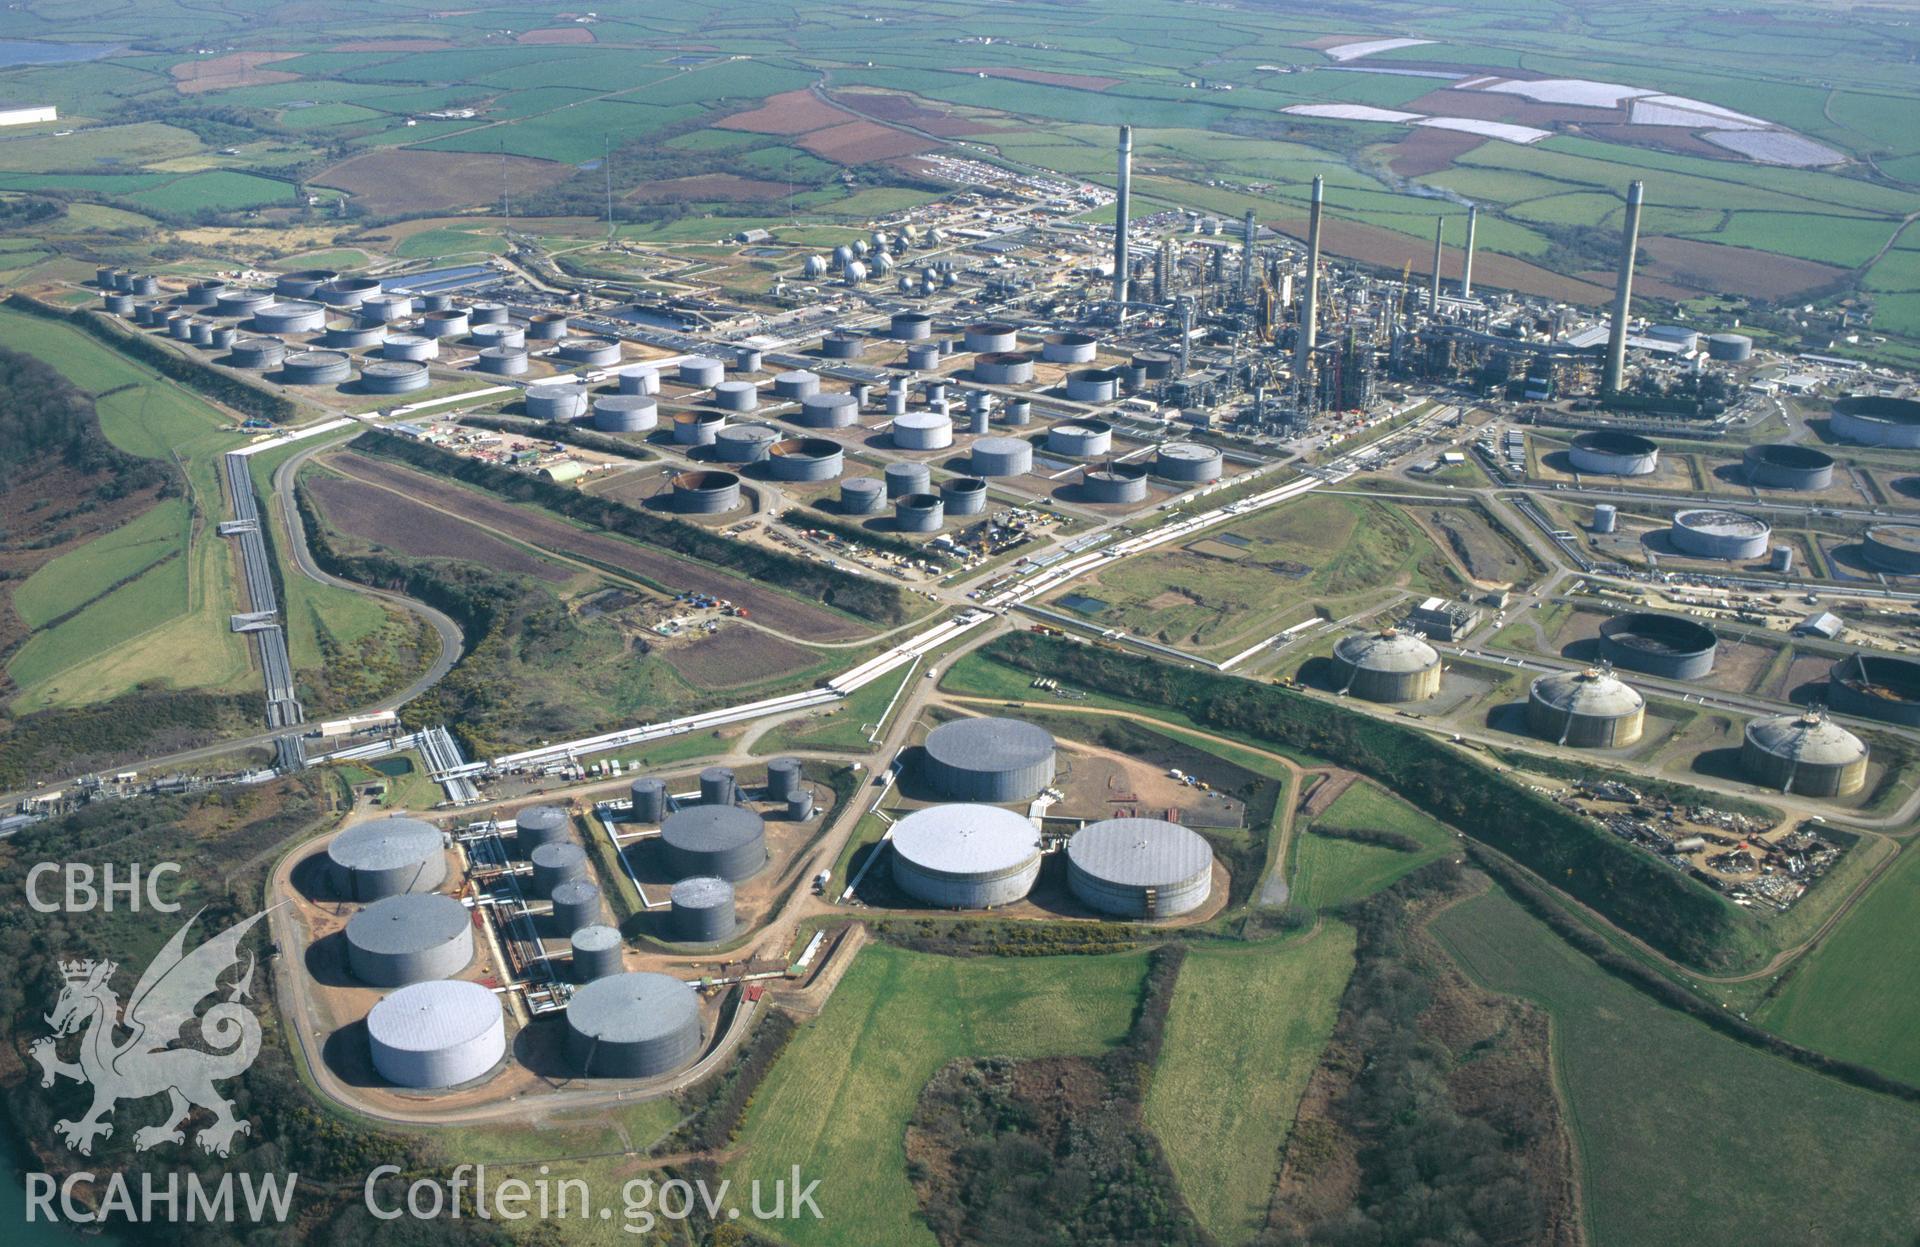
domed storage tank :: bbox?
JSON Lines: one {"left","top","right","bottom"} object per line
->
{"left": 714, "top": 422, "right": 778, "bottom": 464}
{"left": 1861, "top": 523, "right": 1920, "bottom": 574}
{"left": 768, "top": 437, "right": 843, "bottom": 482}
{"left": 1155, "top": 442, "right": 1223, "bottom": 483}
{"left": 841, "top": 477, "right": 886, "bottom": 515}
{"left": 885, "top": 461, "right": 931, "bottom": 498}
{"left": 672, "top": 469, "right": 740, "bottom": 514}
{"left": 527, "top": 383, "right": 590, "bottom": 423}
{"left": 974, "top": 352, "right": 1035, "bottom": 385}
{"left": 1742, "top": 711, "right": 1868, "bottom": 797}
{"left": 941, "top": 476, "right": 988, "bottom": 516}
{"left": 280, "top": 350, "right": 352, "bottom": 386}
{"left": 700, "top": 766, "right": 737, "bottom": 806}
{"left": 593, "top": 394, "right": 657, "bottom": 433}
{"left": 1049, "top": 420, "right": 1114, "bottom": 457}
{"left": 891, "top": 311, "right": 933, "bottom": 341}
{"left": 679, "top": 356, "right": 725, "bottom": 388}
{"left": 890, "top": 804, "right": 1042, "bottom": 909}
{"left": 774, "top": 369, "right": 821, "bottom": 400}
{"left": 361, "top": 360, "right": 429, "bottom": 393}
{"left": 764, "top": 757, "right": 802, "bottom": 802}
{"left": 970, "top": 436, "right": 1033, "bottom": 477}
{"left": 565, "top": 972, "right": 702, "bottom": 1078}
{"left": 228, "top": 337, "right": 287, "bottom": 370}
{"left": 559, "top": 337, "right": 621, "bottom": 367}
{"left": 319, "top": 276, "right": 381, "bottom": 307}
{"left": 1597, "top": 613, "right": 1718, "bottom": 679}
{"left": 550, "top": 879, "right": 602, "bottom": 934}
{"left": 252, "top": 301, "right": 325, "bottom": 335}
{"left": 1569, "top": 431, "right": 1659, "bottom": 476}
{"left": 672, "top": 411, "right": 727, "bottom": 446}
{"left": 895, "top": 492, "right": 945, "bottom": 532}
{"left": 618, "top": 365, "right": 660, "bottom": 395}
{"left": 275, "top": 269, "right": 336, "bottom": 300}
{"left": 923, "top": 716, "right": 1055, "bottom": 801}
{"left": 1068, "top": 818, "right": 1214, "bottom": 918}
{"left": 1082, "top": 462, "right": 1149, "bottom": 503}
{"left": 668, "top": 876, "right": 736, "bottom": 944}
{"left": 1043, "top": 331, "right": 1098, "bottom": 364}
{"left": 478, "top": 346, "right": 529, "bottom": 376}
{"left": 345, "top": 893, "right": 473, "bottom": 987}
{"left": 514, "top": 804, "right": 573, "bottom": 855}
{"left": 1706, "top": 333, "right": 1753, "bottom": 362}
{"left": 381, "top": 333, "right": 438, "bottom": 361}
{"left": 797, "top": 392, "right": 859, "bottom": 428}
{"left": 1670, "top": 509, "right": 1770, "bottom": 561}
{"left": 570, "top": 924, "right": 623, "bottom": 983}
{"left": 1743, "top": 444, "right": 1834, "bottom": 490}
{"left": 661, "top": 804, "right": 766, "bottom": 882}
{"left": 325, "top": 322, "right": 385, "bottom": 349}
{"left": 1065, "top": 368, "right": 1121, "bottom": 403}
{"left": 328, "top": 817, "right": 446, "bottom": 901}
{"left": 1526, "top": 667, "right": 1645, "bottom": 748}
{"left": 629, "top": 777, "right": 668, "bottom": 824}
{"left": 1330, "top": 628, "right": 1442, "bottom": 702}
{"left": 531, "top": 842, "right": 588, "bottom": 897}
{"left": 892, "top": 410, "right": 953, "bottom": 450}
{"left": 367, "top": 980, "right": 505, "bottom": 1089}
{"left": 1827, "top": 653, "right": 1920, "bottom": 726}
{"left": 1830, "top": 395, "right": 1920, "bottom": 449}
{"left": 963, "top": 321, "right": 1018, "bottom": 354}
{"left": 471, "top": 322, "right": 526, "bottom": 349}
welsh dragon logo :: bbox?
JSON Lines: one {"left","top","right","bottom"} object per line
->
{"left": 30, "top": 908, "right": 269, "bottom": 1158}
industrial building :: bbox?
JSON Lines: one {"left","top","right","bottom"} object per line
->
{"left": 366, "top": 979, "right": 505, "bottom": 1090}
{"left": 1596, "top": 612, "right": 1718, "bottom": 679}
{"left": 1066, "top": 818, "right": 1214, "bottom": 918}
{"left": 659, "top": 804, "right": 767, "bottom": 881}
{"left": 668, "top": 876, "right": 736, "bottom": 944}
{"left": 1743, "top": 444, "right": 1835, "bottom": 490}
{"left": 1568, "top": 431, "right": 1659, "bottom": 476}
{"left": 889, "top": 804, "right": 1043, "bottom": 908}
{"left": 1330, "top": 629, "right": 1443, "bottom": 702}
{"left": 345, "top": 893, "right": 473, "bottom": 987}
{"left": 1526, "top": 667, "right": 1646, "bottom": 748}
{"left": 1828, "top": 654, "right": 1920, "bottom": 726}
{"left": 1669, "top": 509, "right": 1772, "bottom": 561}
{"left": 923, "top": 716, "right": 1056, "bottom": 801}
{"left": 1741, "top": 711, "right": 1868, "bottom": 797}
{"left": 327, "top": 818, "right": 447, "bottom": 901}
{"left": 565, "top": 971, "right": 703, "bottom": 1078}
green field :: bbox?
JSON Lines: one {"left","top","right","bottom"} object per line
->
{"left": 1292, "top": 781, "right": 1457, "bottom": 911}
{"left": 750, "top": 662, "right": 914, "bottom": 755}
{"left": 0, "top": 121, "right": 201, "bottom": 173}
{"left": 11, "top": 498, "right": 188, "bottom": 628}
{"left": 1144, "top": 928, "right": 1356, "bottom": 1244}
{"left": 124, "top": 170, "right": 303, "bottom": 216}
{"left": 1434, "top": 887, "right": 1920, "bottom": 1247}
{"left": 728, "top": 944, "right": 1148, "bottom": 1247}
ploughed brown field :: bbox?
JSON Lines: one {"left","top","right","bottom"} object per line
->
{"left": 312, "top": 149, "right": 574, "bottom": 214}
{"left": 170, "top": 51, "right": 300, "bottom": 94}
{"left": 716, "top": 89, "right": 853, "bottom": 136}
{"left": 1638, "top": 236, "right": 1848, "bottom": 300}
{"left": 306, "top": 472, "right": 571, "bottom": 582}
{"left": 828, "top": 89, "right": 1003, "bottom": 137}
{"left": 1261, "top": 208, "right": 1613, "bottom": 304}
{"left": 517, "top": 27, "right": 594, "bottom": 44}
{"left": 661, "top": 625, "right": 818, "bottom": 689}
{"left": 952, "top": 66, "right": 1120, "bottom": 91}
{"left": 798, "top": 120, "right": 938, "bottom": 162}
{"left": 629, "top": 174, "right": 790, "bottom": 202}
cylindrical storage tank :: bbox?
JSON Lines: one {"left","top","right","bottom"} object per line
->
{"left": 227, "top": 337, "right": 286, "bottom": 370}
{"left": 906, "top": 342, "right": 943, "bottom": 370}
{"left": 1002, "top": 398, "right": 1032, "bottom": 426}
{"left": 966, "top": 404, "right": 992, "bottom": 436}
{"left": 102, "top": 293, "right": 134, "bottom": 316}
{"left": 841, "top": 476, "right": 886, "bottom": 515}
{"left": 359, "top": 294, "right": 413, "bottom": 324}
{"left": 974, "top": 352, "right": 1035, "bottom": 385}
{"left": 1065, "top": 368, "right": 1121, "bottom": 403}
{"left": 660, "top": 804, "right": 765, "bottom": 881}
{"left": 963, "top": 321, "right": 1018, "bottom": 354}
{"left": 1830, "top": 395, "right": 1920, "bottom": 449}
{"left": 569, "top": 924, "right": 623, "bottom": 983}
{"left": 558, "top": 336, "right": 620, "bottom": 367}
{"left": 895, "top": 492, "right": 944, "bottom": 532}
{"left": 274, "top": 269, "right": 336, "bottom": 300}
{"left": 345, "top": 893, "right": 473, "bottom": 987}
{"left": 319, "top": 277, "right": 381, "bottom": 307}
{"left": 565, "top": 972, "right": 701, "bottom": 1078}
{"left": 129, "top": 274, "right": 159, "bottom": 297}
{"left": 1049, "top": 420, "right": 1114, "bottom": 457}
{"left": 1331, "top": 629, "right": 1443, "bottom": 702}
{"left": 324, "top": 322, "right": 385, "bottom": 349}
{"left": 477, "top": 345, "right": 529, "bottom": 375}
{"left": 797, "top": 392, "right": 858, "bottom": 428}
{"left": 108, "top": 269, "right": 133, "bottom": 292}
{"left": 209, "top": 326, "right": 237, "bottom": 351}
{"left": 1706, "top": 333, "right": 1753, "bottom": 362}
{"left": 1132, "top": 350, "right": 1174, "bottom": 380}
{"left": 470, "top": 322, "right": 525, "bottom": 349}
{"left": 1592, "top": 503, "right": 1618, "bottom": 534}
{"left": 1827, "top": 654, "right": 1920, "bottom": 727}
{"left": 1670, "top": 509, "right": 1771, "bottom": 561}
{"left": 527, "top": 383, "right": 590, "bottom": 423}
{"left": 381, "top": 332, "right": 438, "bottom": 361}
{"left": 890, "top": 804, "right": 1042, "bottom": 909}
{"left": 550, "top": 879, "right": 602, "bottom": 934}
{"left": 130, "top": 302, "right": 163, "bottom": 327}
{"left": 514, "top": 804, "right": 573, "bottom": 855}
{"left": 1082, "top": 463, "right": 1149, "bottom": 503}
{"left": 1526, "top": 668, "right": 1645, "bottom": 748}
{"left": 166, "top": 314, "right": 193, "bottom": 341}
{"left": 774, "top": 370, "right": 820, "bottom": 400}
{"left": 821, "top": 331, "right": 864, "bottom": 359}
{"left": 941, "top": 476, "right": 988, "bottom": 516}
{"left": 420, "top": 309, "right": 470, "bottom": 339}
{"left": 696, "top": 766, "right": 736, "bottom": 807}
{"left": 367, "top": 980, "right": 504, "bottom": 1090}
{"left": 361, "top": 360, "right": 429, "bottom": 393}
{"left": 530, "top": 841, "right": 588, "bottom": 897}
{"left": 467, "top": 302, "right": 507, "bottom": 326}
{"left": 1741, "top": 711, "right": 1868, "bottom": 797}
{"left": 671, "top": 469, "right": 740, "bottom": 514}
{"left": 1568, "top": 431, "right": 1659, "bottom": 476}
{"left": 764, "top": 758, "right": 802, "bottom": 802}
{"left": 970, "top": 436, "right": 1033, "bottom": 477}
{"left": 885, "top": 461, "right": 930, "bottom": 498}
{"left": 628, "top": 778, "right": 667, "bottom": 824}
{"left": 885, "top": 389, "right": 909, "bottom": 416}
{"left": 923, "top": 716, "right": 1055, "bottom": 801}
{"left": 713, "top": 422, "right": 778, "bottom": 464}
{"left": 1042, "top": 331, "right": 1098, "bottom": 364}
{"left": 668, "top": 876, "right": 735, "bottom": 944}
{"left": 1155, "top": 442, "right": 1222, "bottom": 483}
{"left": 768, "top": 437, "right": 843, "bottom": 482}
{"left": 281, "top": 350, "right": 352, "bottom": 385}
{"left": 714, "top": 379, "right": 758, "bottom": 411}
{"left": 251, "top": 301, "right": 325, "bottom": 335}
{"left": 1068, "top": 818, "right": 1214, "bottom": 919}
{"left": 218, "top": 288, "right": 274, "bottom": 318}
{"left": 732, "top": 346, "right": 763, "bottom": 373}
{"left": 1772, "top": 545, "right": 1794, "bottom": 573}
{"left": 673, "top": 411, "right": 726, "bottom": 446}
{"left": 1862, "top": 523, "right": 1920, "bottom": 574}
{"left": 185, "top": 280, "right": 226, "bottom": 306}
{"left": 893, "top": 410, "right": 953, "bottom": 450}
{"left": 327, "top": 817, "right": 446, "bottom": 901}
{"left": 190, "top": 320, "right": 214, "bottom": 347}
{"left": 95, "top": 266, "right": 117, "bottom": 289}
{"left": 679, "top": 356, "right": 725, "bottom": 387}
{"left": 786, "top": 790, "right": 814, "bottom": 821}
{"left": 891, "top": 311, "right": 933, "bottom": 341}
{"left": 416, "top": 292, "right": 451, "bottom": 314}
{"left": 1646, "top": 324, "right": 1699, "bottom": 352}
{"left": 1743, "top": 444, "right": 1834, "bottom": 490}
{"left": 526, "top": 312, "right": 569, "bottom": 340}
{"left": 618, "top": 365, "right": 660, "bottom": 396}
{"left": 592, "top": 394, "right": 657, "bottom": 433}
{"left": 1597, "top": 613, "right": 1718, "bottom": 679}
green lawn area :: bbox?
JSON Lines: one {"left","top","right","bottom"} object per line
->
{"left": 1145, "top": 927, "right": 1356, "bottom": 1244}
{"left": 1292, "top": 781, "right": 1457, "bottom": 912}
{"left": 124, "top": 170, "right": 302, "bottom": 216}
{"left": 392, "top": 226, "right": 510, "bottom": 261}
{"left": 728, "top": 944, "right": 1148, "bottom": 1247}
{"left": 1434, "top": 887, "right": 1920, "bottom": 1247}
{"left": 1755, "top": 841, "right": 1920, "bottom": 1087}
{"left": 751, "top": 662, "right": 914, "bottom": 756}
{"left": 0, "top": 121, "right": 202, "bottom": 173}
{"left": 11, "top": 498, "right": 187, "bottom": 629}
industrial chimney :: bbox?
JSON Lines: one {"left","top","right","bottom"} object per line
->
{"left": 1241, "top": 208, "right": 1257, "bottom": 302}
{"left": 1461, "top": 204, "right": 1478, "bottom": 300}
{"left": 1430, "top": 216, "right": 1445, "bottom": 312}
{"left": 1603, "top": 180, "right": 1645, "bottom": 397}
{"left": 1296, "top": 175, "right": 1323, "bottom": 385}
{"left": 1113, "top": 126, "right": 1132, "bottom": 321}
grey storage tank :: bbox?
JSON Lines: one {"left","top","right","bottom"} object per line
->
{"left": 1082, "top": 462, "right": 1149, "bottom": 503}
{"left": 319, "top": 276, "right": 381, "bottom": 308}
{"left": 768, "top": 437, "right": 844, "bottom": 481}
{"left": 893, "top": 410, "right": 953, "bottom": 450}
{"left": 559, "top": 336, "right": 621, "bottom": 367}
{"left": 549, "top": 879, "right": 602, "bottom": 934}
{"left": 345, "top": 893, "right": 473, "bottom": 987}
{"left": 530, "top": 842, "right": 589, "bottom": 897}
{"left": 325, "top": 322, "right": 385, "bottom": 350}
{"left": 618, "top": 365, "right": 660, "bottom": 395}
{"left": 527, "top": 383, "right": 591, "bottom": 422}
{"left": 360, "top": 360, "right": 429, "bottom": 393}
{"left": 1526, "top": 667, "right": 1645, "bottom": 748}
{"left": 1155, "top": 442, "right": 1222, "bottom": 483}
{"left": 906, "top": 342, "right": 943, "bottom": 370}
{"left": 328, "top": 817, "right": 447, "bottom": 901}
{"left": 660, "top": 804, "right": 767, "bottom": 882}
{"left": 565, "top": 972, "right": 702, "bottom": 1078}
{"left": 974, "top": 352, "right": 1035, "bottom": 385}
{"left": 891, "top": 311, "right": 933, "bottom": 341}
{"left": 714, "top": 422, "right": 779, "bottom": 464}
{"left": 1742, "top": 711, "right": 1867, "bottom": 798}
{"left": 1670, "top": 508, "right": 1771, "bottom": 561}
{"left": 420, "top": 309, "right": 471, "bottom": 339}
{"left": 253, "top": 301, "right": 325, "bottom": 335}
{"left": 228, "top": 337, "right": 286, "bottom": 370}
{"left": 671, "top": 469, "right": 740, "bottom": 514}
{"left": 470, "top": 322, "right": 525, "bottom": 349}
{"left": 841, "top": 476, "right": 886, "bottom": 515}
{"left": 668, "top": 876, "right": 736, "bottom": 944}
{"left": 1067, "top": 818, "right": 1214, "bottom": 919}
{"left": 1049, "top": 420, "right": 1114, "bottom": 457}
{"left": 1830, "top": 395, "right": 1920, "bottom": 449}
{"left": 359, "top": 294, "right": 413, "bottom": 324}
{"left": 367, "top": 980, "right": 505, "bottom": 1090}
{"left": 209, "top": 326, "right": 237, "bottom": 351}
{"left": 1331, "top": 628, "right": 1443, "bottom": 702}
{"left": 798, "top": 392, "right": 859, "bottom": 428}
{"left": 1569, "top": 431, "right": 1659, "bottom": 476}
{"left": 923, "top": 716, "right": 1055, "bottom": 801}
{"left": 822, "top": 330, "right": 866, "bottom": 360}
{"left": 895, "top": 492, "right": 945, "bottom": 532}
{"left": 629, "top": 777, "right": 668, "bottom": 824}
{"left": 381, "top": 333, "right": 438, "bottom": 361}
{"left": 1861, "top": 523, "right": 1920, "bottom": 575}
{"left": 514, "top": 804, "right": 573, "bottom": 855}
{"left": 699, "top": 766, "right": 738, "bottom": 806}
{"left": 679, "top": 356, "right": 726, "bottom": 387}
{"left": 764, "top": 758, "right": 802, "bottom": 801}
{"left": 216, "top": 288, "right": 273, "bottom": 317}
{"left": 971, "top": 436, "right": 1033, "bottom": 477}
{"left": 1065, "top": 368, "right": 1121, "bottom": 402}
{"left": 593, "top": 394, "right": 658, "bottom": 433}
{"left": 732, "top": 346, "right": 762, "bottom": 373}
{"left": 714, "top": 379, "right": 759, "bottom": 412}
{"left": 889, "top": 804, "right": 1042, "bottom": 909}
{"left": 280, "top": 350, "right": 352, "bottom": 386}
{"left": 1592, "top": 504, "right": 1618, "bottom": 534}
{"left": 275, "top": 269, "right": 336, "bottom": 300}
{"left": 1828, "top": 653, "right": 1920, "bottom": 727}
{"left": 885, "top": 461, "right": 931, "bottom": 498}
{"left": 1743, "top": 444, "right": 1834, "bottom": 490}
{"left": 569, "top": 924, "right": 624, "bottom": 983}
{"left": 477, "top": 346, "right": 529, "bottom": 375}
{"left": 1706, "top": 333, "right": 1754, "bottom": 362}
{"left": 963, "top": 321, "right": 1018, "bottom": 353}
{"left": 467, "top": 302, "right": 508, "bottom": 326}
{"left": 1597, "top": 613, "right": 1718, "bottom": 679}
{"left": 774, "top": 369, "right": 821, "bottom": 400}
{"left": 1042, "top": 331, "right": 1098, "bottom": 364}
{"left": 527, "top": 312, "right": 569, "bottom": 340}
{"left": 941, "top": 476, "right": 988, "bottom": 515}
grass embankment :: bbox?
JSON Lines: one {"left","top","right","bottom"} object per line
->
{"left": 1293, "top": 782, "right": 1457, "bottom": 912}
{"left": 750, "top": 661, "right": 914, "bottom": 756}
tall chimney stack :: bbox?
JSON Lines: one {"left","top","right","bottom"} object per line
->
{"left": 1296, "top": 175, "right": 1323, "bottom": 386}
{"left": 1603, "top": 180, "right": 1644, "bottom": 397}
{"left": 1241, "top": 208, "right": 1257, "bottom": 302}
{"left": 1113, "top": 126, "right": 1132, "bottom": 321}
{"left": 1461, "top": 204, "right": 1478, "bottom": 300}
{"left": 1430, "top": 216, "right": 1445, "bottom": 312}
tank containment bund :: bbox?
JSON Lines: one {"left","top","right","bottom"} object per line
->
{"left": 328, "top": 817, "right": 447, "bottom": 901}
{"left": 660, "top": 804, "right": 766, "bottom": 881}
{"left": 367, "top": 979, "right": 504, "bottom": 1089}
{"left": 570, "top": 924, "right": 623, "bottom": 983}
{"left": 346, "top": 893, "right": 473, "bottom": 987}
{"left": 923, "top": 716, "right": 1055, "bottom": 801}
{"left": 1067, "top": 817, "right": 1214, "bottom": 918}
{"left": 564, "top": 972, "right": 701, "bottom": 1078}
{"left": 891, "top": 803, "right": 1043, "bottom": 908}
{"left": 668, "top": 876, "right": 736, "bottom": 944}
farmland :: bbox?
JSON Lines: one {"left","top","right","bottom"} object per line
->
{"left": 1292, "top": 781, "right": 1457, "bottom": 912}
